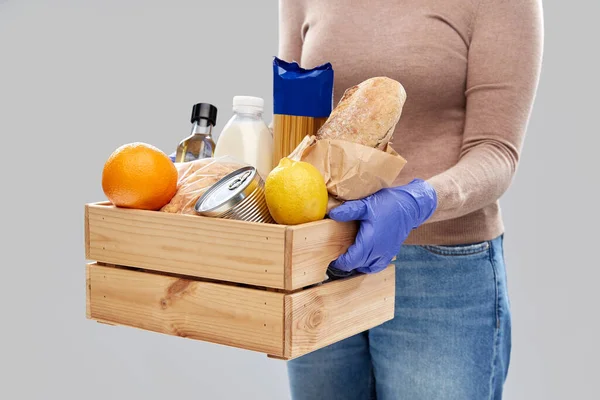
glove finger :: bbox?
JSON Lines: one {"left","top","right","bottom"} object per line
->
{"left": 328, "top": 200, "right": 368, "bottom": 222}
{"left": 356, "top": 255, "right": 392, "bottom": 274}
{"left": 330, "top": 242, "right": 366, "bottom": 271}
{"left": 330, "top": 223, "right": 372, "bottom": 271}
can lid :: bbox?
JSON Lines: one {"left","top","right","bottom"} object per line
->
{"left": 195, "top": 166, "right": 260, "bottom": 217}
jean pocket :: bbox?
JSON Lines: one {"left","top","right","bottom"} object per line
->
{"left": 421, "top": 241, "right": 490, "bottom": 256}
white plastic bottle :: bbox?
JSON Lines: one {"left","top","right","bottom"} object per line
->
{"left": 214, "top": 96, "right": 273, "bottom": 179}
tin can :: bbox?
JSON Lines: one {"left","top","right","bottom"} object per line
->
{"left": 194, "top": 166, "right": 275, "bottom": 224}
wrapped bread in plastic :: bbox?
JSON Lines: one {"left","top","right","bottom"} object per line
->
{"left": 161, "top": 157, "right": 243, "bottom": 215}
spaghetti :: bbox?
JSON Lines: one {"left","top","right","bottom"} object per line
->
{"left": 272, "top": 57, "right": 334, "bottom": 167}
{"left": 272, "top": 114, "right": 327, "bottom": 168}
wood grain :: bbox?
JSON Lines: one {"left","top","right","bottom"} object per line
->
{"left": 86, "top": 203, "right": 287, "bottom": 288}
{"left": 266, "top": 355, "right": 288, "bottom": 361}
{"left": 285, "top": 220, "right": 358, "bottom": 290}
{"left": 85, "top": 263, "right": 91, "bottom": 319}
{"left": 284, "top": 265, "right": 395, "bottom": 359}
{"left": 88, "top": 263, "right": 286, "bottom": 356}
{"left": 283, "top": 228, "right": 294, "bottom": 290}
{"left": 84, "top": 205, "right": 90, "bottom": 260}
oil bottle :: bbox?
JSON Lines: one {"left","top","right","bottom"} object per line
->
{"left": 174, "top": 103, "right": 218, "bottom": 162}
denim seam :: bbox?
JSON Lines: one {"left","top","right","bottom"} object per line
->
{"left": 487, "top": 240, "right": 501, "bottom": 400}
{"left": 421, "top": 241, "right": 490, "bottom": 256}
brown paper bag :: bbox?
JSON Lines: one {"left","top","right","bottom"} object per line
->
{"left": 301, "top": 138, "right": 407, "bottom": 201}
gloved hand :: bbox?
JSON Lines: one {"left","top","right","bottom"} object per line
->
{"left": 329, "top": 179, "right": 437, "bottom": 274}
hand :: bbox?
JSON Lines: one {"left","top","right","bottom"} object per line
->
{"left": 329, "top": 179, "right": 437, "bottom": 274}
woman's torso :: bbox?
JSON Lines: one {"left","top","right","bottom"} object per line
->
{"left": 291, "top": 0, "right": 506, "bottom": 244}
{"left": 298, "top": 0, "right": 478, "bottom": 183}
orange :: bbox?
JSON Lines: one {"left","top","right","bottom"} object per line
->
{"left": 102, "top": 142, "right": 178, "bottom": 210}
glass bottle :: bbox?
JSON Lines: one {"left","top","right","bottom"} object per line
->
{"left": 175, "top": 103, "right": 218, "bottom": 163}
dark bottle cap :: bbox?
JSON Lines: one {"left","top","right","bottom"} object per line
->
{"left": 191, "top": 103, "right": 218, "bottom": 126}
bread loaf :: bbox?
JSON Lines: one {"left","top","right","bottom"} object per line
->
{"left": 288, "top": 77, "right": 406, "bottom": 160}
{"left": 317, "top": 77, "right": 406, "bottom": 148}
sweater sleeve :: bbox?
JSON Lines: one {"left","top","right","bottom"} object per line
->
{"left": 426, "top": 0, "right": 543, "bottom": 223}
{"left": 278, "top": 0, "right": 304, "bottom": 63}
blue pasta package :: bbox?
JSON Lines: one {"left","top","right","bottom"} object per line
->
{"left": 273, "top": 57, "right": 334, "bottom": 118}
{"left": 272, "top": 57, "right": 334, "bottom": 165}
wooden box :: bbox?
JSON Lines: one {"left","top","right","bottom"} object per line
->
{"left": 85, "top": 202, "right": 395, "bottom": 360}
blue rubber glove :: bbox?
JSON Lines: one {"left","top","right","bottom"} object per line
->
{"left": 329, "top": 179, "right": 438, "bottom": 274}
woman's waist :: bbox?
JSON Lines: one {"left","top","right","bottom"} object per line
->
{"left": 404, "top": 203, "right": 504, "bottom": 246}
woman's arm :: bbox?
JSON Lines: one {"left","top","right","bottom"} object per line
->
{"left": 427, "top": 0, "right": 544, "bottom": 223}
{"left": 278, "top": 0, "right": 304, "bottom": 63}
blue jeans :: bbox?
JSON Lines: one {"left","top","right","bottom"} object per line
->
{"left": 287, "top": 235, "right": 511, "bottom": 400}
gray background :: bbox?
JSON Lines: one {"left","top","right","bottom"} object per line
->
{"left": 0, "top": 0, "right": 598, "bottom": 399}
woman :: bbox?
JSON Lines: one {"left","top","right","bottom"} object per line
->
{"left": 279, "top": 0, "right": 543, "bottom": 399}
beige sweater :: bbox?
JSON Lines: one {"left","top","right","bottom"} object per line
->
{"left": 279, "top": 0, "right": 543, "bottom": 244}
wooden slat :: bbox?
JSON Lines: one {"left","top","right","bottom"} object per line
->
{"left": 283, "top": 228, "right": 294, "bottom": 290}
{"left": 96, "top": 319, "right": 116, "bottom": 326}
{"left": 88, "top": 263, "right": 285, "bottom": 356}
{"left": 285, "top": 220, "right": 358, "bottom": 290}
{"left": 86, "top": 203, "right": 287, "bottom": 288}
{"left": 267, "top": 355, "right": 288, "bottom": 361}
{"left": 284, "top": 265, "right": 395, "bottom": 359}
{"left": 85, "top": 263, "right": 91, "bottom": 319}
{"left": 84, "top": 205, "right": 90, "bottom": 259}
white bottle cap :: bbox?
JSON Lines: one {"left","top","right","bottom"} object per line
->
{"left": 233, "top": 96, "right": 264, "bottom": 112}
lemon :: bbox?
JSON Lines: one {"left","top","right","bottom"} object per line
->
{"left": 265, "top": 158, "right": 328, "bottom": 225}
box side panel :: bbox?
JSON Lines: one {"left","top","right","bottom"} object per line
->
{"left": 86, "top": 204, "right": 287, "bottom": 288}
{"left": 86, "top": 263, "right": 91, "bottom": 319}
{"left": 287, "top": 220, "right": 358, "bottom": 290}
{"left": 287, "top": 265, "right": 395, "bottom": 359}
{"left": 84, "top": 205, "right": 90, "bottom": 260}
{"left": 88, "top": 263, "right": 285, "bottom": 356}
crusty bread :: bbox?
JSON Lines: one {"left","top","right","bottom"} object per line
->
{"left": 316, "top": 77, "right": 406, "bottom": 149}
{"left": 288, "top": 77, "right": 406, "bottom": 160}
